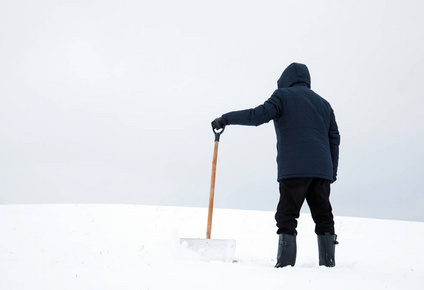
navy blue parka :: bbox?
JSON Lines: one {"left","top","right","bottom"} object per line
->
{"left": 221, "top": 63, "right": 340, "bottom": 182}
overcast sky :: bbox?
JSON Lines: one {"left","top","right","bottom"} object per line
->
{"left": 1, "top": 0, "right": 423, "bottom": 222}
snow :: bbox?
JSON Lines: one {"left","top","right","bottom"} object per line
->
{"left": 1, "top": 204, "right": 423, "bottom": 289}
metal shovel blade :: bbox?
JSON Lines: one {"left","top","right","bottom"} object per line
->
{"left": 180, "top": 238, "right": 236, "bottom": 262}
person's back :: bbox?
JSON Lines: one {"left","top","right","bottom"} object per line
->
{"left": 211, "top": 62, "right": 340, "bottom": 268}
{"left": 272, "top": 63, "right": 339, "bottom": 183}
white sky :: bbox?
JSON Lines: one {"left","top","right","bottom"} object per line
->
{"left": 1, "top": 0, "right": 423, "bottom": 221}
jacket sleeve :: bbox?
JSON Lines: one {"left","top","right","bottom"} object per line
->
{"left": 221, "top": 91, "right": 283, "bottom": 126}
{"left": 329, "top": 109, "right": 340, "bottom": 182}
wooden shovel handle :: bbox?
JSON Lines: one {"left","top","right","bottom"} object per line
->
{"left": 206, "top": 139, "right": 219, "bottom": 239}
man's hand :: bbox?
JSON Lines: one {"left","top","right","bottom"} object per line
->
{"left": 211, "top": 117, "right": 225, "bottom": 130}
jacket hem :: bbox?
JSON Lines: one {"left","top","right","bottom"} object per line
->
{"left": 277, "top": 173, "right": 333, "bottom": 182}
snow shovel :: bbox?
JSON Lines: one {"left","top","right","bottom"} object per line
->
{"left": 180, "top": 127, "right": 236, "bottom": 262}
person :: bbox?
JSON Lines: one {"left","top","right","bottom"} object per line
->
{"left": 211, "top": 63, "right": 340, "bottom": 267}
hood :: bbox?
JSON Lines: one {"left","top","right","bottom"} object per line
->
{"left": 277, "top": 63, "right": 311, "bottom": 89}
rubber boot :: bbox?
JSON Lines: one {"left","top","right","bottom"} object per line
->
{"left": 275, "top": 234, "right": 296, "bottom": 268}
{"left": 317, "top": 233, "right": 338, "bottom": 267}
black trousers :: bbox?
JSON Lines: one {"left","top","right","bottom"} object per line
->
{"left": 275, "top": 177, "right": 335, "bottom": 235}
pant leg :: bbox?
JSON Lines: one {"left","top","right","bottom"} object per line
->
{"left": 275, "top": 178, "right": 312, "bottom": 235}
{"left": 305, "top": 178, "right": 335, "bottom": 235}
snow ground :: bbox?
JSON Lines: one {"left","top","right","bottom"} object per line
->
{"left": 1, "top": 204, "right": 423, "bottom": 290}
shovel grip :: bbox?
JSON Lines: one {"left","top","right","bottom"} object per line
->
{"left": 213, "top": 127, "right": 225, "bottom": 142}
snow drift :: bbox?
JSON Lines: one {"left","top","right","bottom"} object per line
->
{"left": 1, "top": 204, "right": 423, "bottom": 289}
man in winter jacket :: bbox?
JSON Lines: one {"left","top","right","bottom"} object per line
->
{"left": 211, "top": 63, "right": 340, "bottom": 267}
